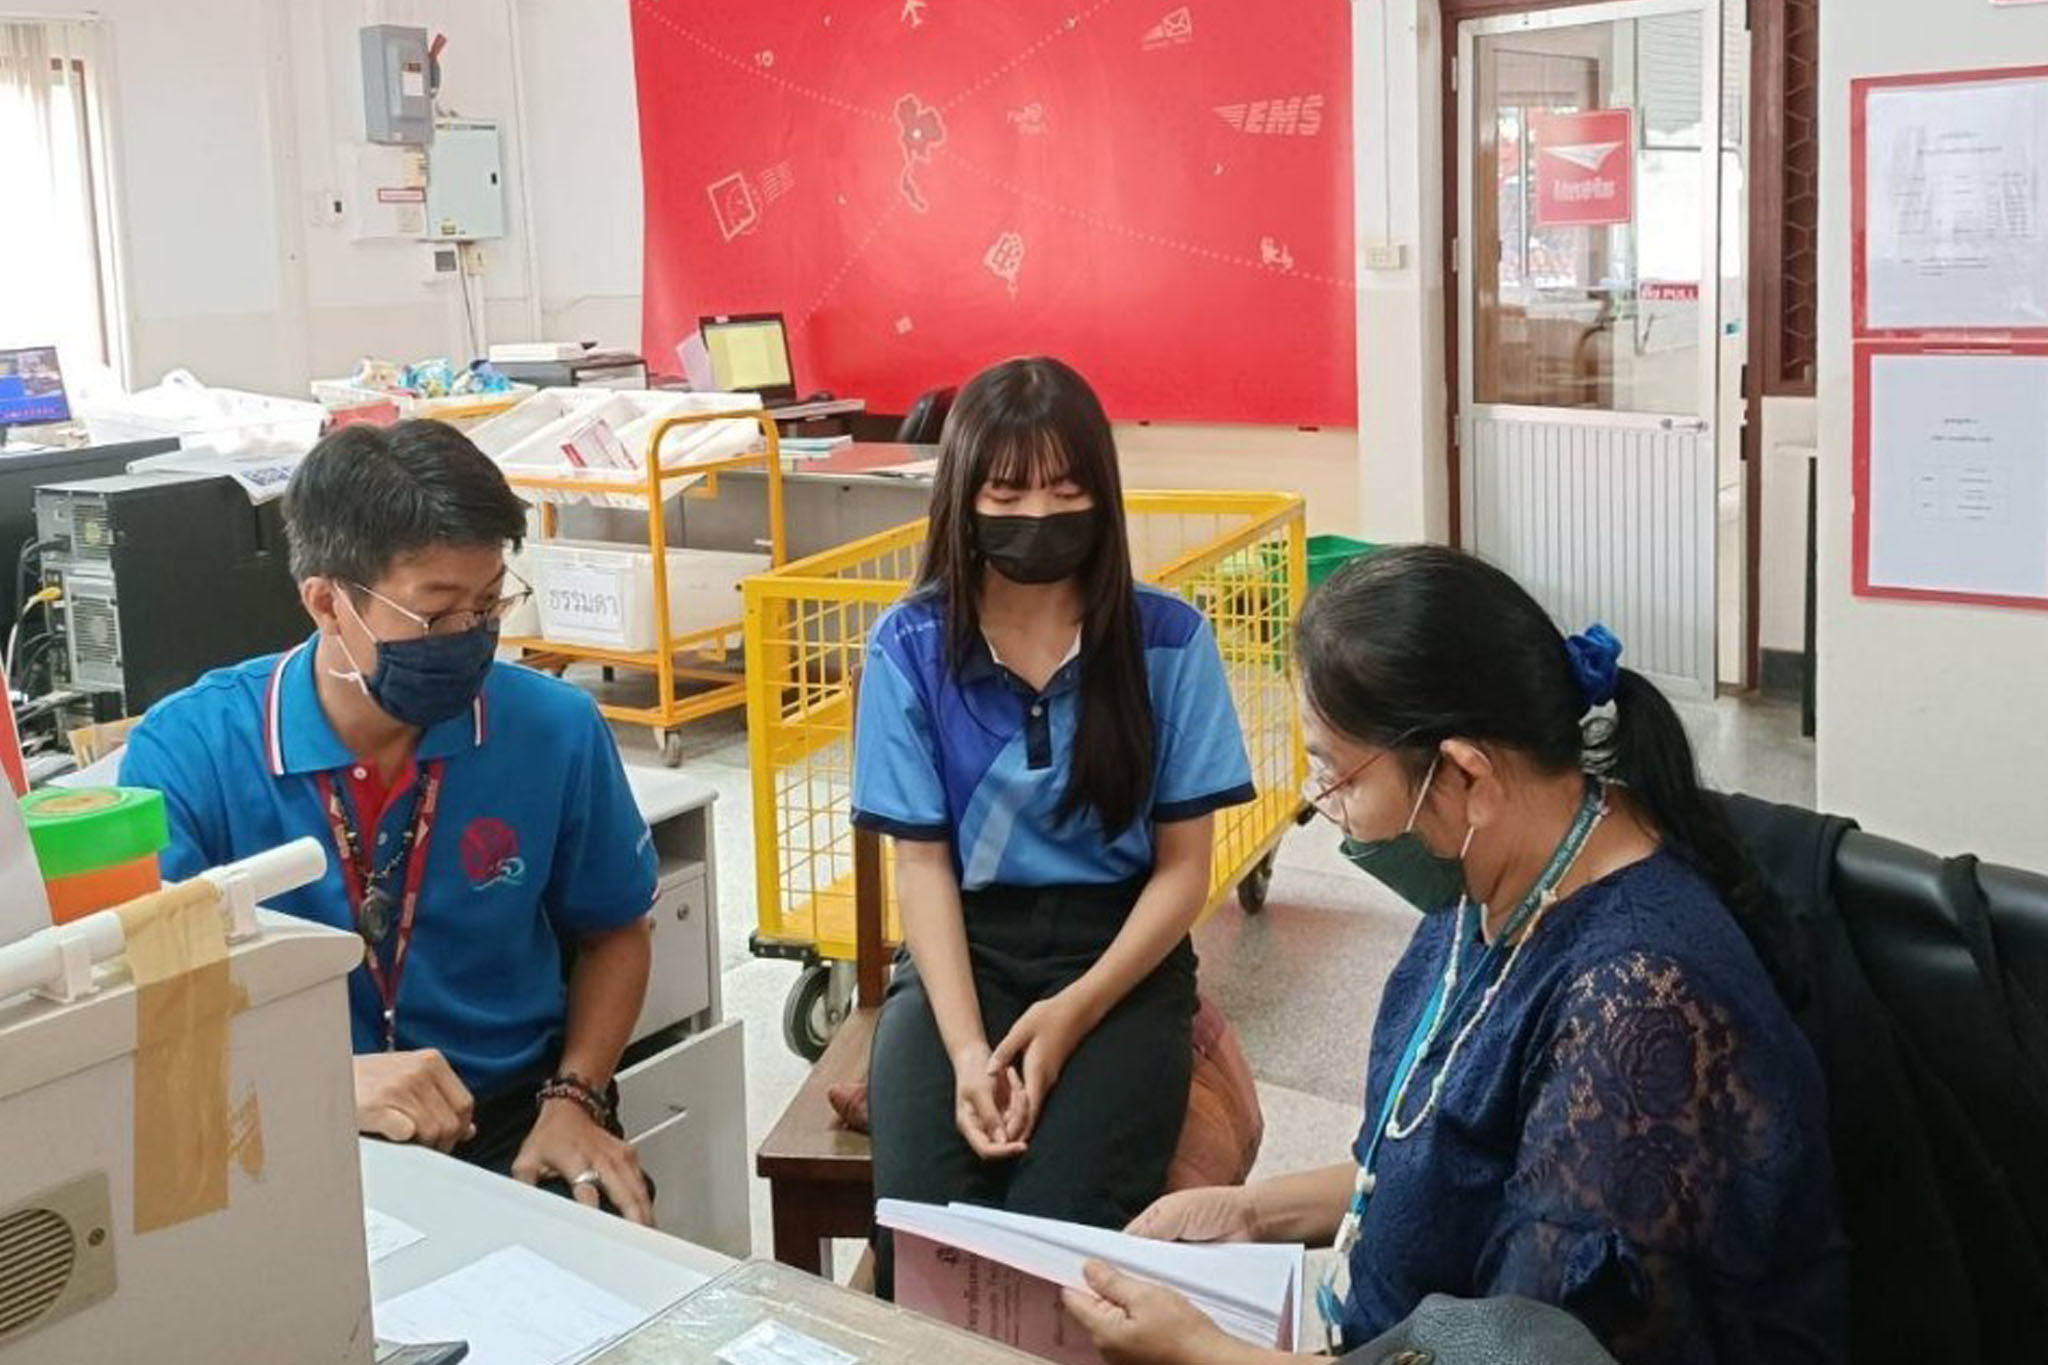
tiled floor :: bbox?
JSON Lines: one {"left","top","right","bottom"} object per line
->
{"left": 618, "top": 691, "right": 1816, "bottom": 1272}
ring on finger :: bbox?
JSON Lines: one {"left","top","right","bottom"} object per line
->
{"left": 570, "top": 1169, "right": 602, "bottom": 1188}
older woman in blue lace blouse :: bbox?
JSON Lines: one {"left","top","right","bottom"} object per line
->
{"left": 1061, "top": 547, "right": 1846, "bottom": 1365}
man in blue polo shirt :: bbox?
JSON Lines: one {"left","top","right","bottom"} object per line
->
{"left": 120, "top": 420, "right": 657, "bottom": 1223}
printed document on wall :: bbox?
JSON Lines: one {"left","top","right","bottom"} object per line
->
{"left": 1864, "top": 77, "right": 2048, "bottom": 330}
{"left": 1866, "top": 352, "right": 2048, "bottom": 599}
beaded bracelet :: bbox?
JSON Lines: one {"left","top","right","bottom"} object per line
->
{"left": 536, "top": 1072, "right": 612, "bottom": 1127}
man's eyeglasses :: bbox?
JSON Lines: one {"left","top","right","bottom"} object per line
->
{"left": 347, "top": 571, "right": 533, "bottom": 638}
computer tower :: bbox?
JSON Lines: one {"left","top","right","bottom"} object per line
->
{"left": 34, "top": 472, "right": 308, "bottom": 715}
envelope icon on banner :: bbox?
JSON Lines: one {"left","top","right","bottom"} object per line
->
{"left": 1546, "top": 141, "right": 1624, "bottom": 172}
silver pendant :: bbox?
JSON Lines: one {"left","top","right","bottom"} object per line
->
{"left": 360, "top": 886, "right": 397, "bottom": 944}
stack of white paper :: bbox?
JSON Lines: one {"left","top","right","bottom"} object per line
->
{"left": 877, "top": 1200, "right": 1303, "bottom": 1363}
{"left": 374, "top": 1245, "right": 648, "bottom": 1365}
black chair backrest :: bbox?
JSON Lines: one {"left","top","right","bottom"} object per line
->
{"left": 895, "top": 386, "right": 955, "bottom": 445}
{"left": 1725, "top": 791, "right": 2048, "bottom": 1362}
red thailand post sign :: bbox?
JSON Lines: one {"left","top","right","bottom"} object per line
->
{"left": 1531, "top": 108, "right": 1635, "bottom": 227}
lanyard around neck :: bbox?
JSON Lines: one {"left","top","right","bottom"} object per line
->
{"left": 315, "top": 760, "right": 446, "bottom": 1052}
{"left": 1356, "top": 779, "right": 1606, "bottom": 1208}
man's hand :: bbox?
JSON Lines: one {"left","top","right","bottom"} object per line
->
{"left": 986, "top": 993, "right": 1090, "bottom": 1142}
{"left": 952, "top": 1042, "right": 1029, "bottom": 1159}
{"left": 1062, "top": 1261, "right": 1268, "bottom": 1365}
{"left": 354, "top": 1049, "right": 475, "bottom": 1153}
{"left": 511, "top": 1099, "right": 654, "bottom": 1226}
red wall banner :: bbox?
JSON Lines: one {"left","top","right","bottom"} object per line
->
{"left": 630, "top": 1, "right": 1355, "bottom": 426}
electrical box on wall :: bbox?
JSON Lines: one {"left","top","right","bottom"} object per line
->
{"left": 424, "top": 120, "right": 505, "bottom": 240}
{"left": 360, "top": 25, "right": 432, "bottom": 146}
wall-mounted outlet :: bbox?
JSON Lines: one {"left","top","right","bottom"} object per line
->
{"left": 1364, "top": 241, "right": 1407, "bottom": 271}
{"left": 423, "top": 242, "right": 462, "bottom": 285}
{"left": 307, "top": 189, "right": 346, "bottom": 228}
{"left": 458, "top": 241, "right": 488, "bottom": 277}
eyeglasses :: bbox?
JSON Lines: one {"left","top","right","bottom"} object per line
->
{"left": 346, "top": 571, "right": 533, "bottom": 639}
{"left": 1302, "top": 750, "right": 1389, "bottom": 823}
{"left": 1301, "top": 728, "right": 1426, "bottom": 822}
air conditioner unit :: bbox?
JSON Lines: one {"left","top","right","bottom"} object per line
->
{"left": 0, "top": 1174, "right": 115, "bottom": 1347}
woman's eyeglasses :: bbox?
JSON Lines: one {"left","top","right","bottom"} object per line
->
{"left": 1302, "top": 750, "right": 1388, "bottom": 822}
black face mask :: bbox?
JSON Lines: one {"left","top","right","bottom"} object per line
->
{"left": 972, "top": 510, "right": 1098, "bottom": 584}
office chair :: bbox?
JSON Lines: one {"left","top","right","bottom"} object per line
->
{"left": 895, "top": 386, "right": 955, "bottom": 445}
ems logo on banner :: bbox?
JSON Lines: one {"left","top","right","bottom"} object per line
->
{"left": 1531, "top": 108, "right": 1635, "bottom": 227}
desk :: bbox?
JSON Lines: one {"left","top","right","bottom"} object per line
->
{"left": 362, "top": 1139, "right": 731, "bottom": 1311}
{"left": 612, "top": 766, "right": 750, "bottom": 1257}
{"left": 681, "top": 442, "right": 936, "bottom": 561}
{"left": 769, "top": 398, "right": 867, "bottom": 423}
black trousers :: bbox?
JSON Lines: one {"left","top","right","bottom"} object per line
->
{"left": 867, "top": 879, "right": 1197, "bottom": 1299}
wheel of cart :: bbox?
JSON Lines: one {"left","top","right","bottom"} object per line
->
{"left": 1236, "top": 849, "right": 1278, "bottom": 914}
{"left": 781, "top": 956, "right": 859, "bottom": 1062}
{"left": 660, "top": 729, "right": 686, "bottom": 767}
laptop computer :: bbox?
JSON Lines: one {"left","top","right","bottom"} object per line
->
{"left": 697, "top": 313, "right": 799, "bottom": 407}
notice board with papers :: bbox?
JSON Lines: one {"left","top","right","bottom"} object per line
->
{"left": 1849, "top": 65, "right": 2048, "bottom": 610}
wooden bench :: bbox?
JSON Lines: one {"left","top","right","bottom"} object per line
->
{"left": 754, "top": 820, "right": 890, "bottom": 1276}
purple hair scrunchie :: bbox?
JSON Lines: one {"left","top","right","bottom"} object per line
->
{"left": 1565, "top": 623, "right": 1624, "bottom": 711}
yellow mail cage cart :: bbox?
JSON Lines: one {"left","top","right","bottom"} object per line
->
{"left": 742, "top": 491, "right": 1309, "bottom": 1058}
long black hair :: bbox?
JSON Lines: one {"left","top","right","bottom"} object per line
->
{"left": 914, "top": 357, "right": 1154, "bottom": 836}
{"left": 1295, "top": 545, "right": 1800, "bottom": 998}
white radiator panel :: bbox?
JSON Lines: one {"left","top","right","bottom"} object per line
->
{"left": 1467, "top": 413, "right": 1716, "bottom": 696}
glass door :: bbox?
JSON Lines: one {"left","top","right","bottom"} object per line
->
{"left": 1459, "top": 0, "right": 1725, "bottom": 694}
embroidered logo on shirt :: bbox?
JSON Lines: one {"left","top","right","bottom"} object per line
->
{"left": 460, "top": 816, "right": 526, "bottom": 891}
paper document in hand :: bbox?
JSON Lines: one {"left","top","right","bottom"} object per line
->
{"left": 373, "top": 1244, "right": 647, "bottom": 1365}
{"left": 876, "top": 1200, "right": 1303, "bottom": 1365}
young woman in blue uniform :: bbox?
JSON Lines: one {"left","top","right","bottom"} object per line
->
{"left": 851, "top": 357, "right": 1255, "bottom": 1297}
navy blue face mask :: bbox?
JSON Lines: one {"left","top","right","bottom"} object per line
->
{"left": 333, "top": 589, "right": 497, "bottom": 729}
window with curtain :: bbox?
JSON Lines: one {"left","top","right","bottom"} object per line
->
{"left": 0, "top": 19, "right": 121, "bottom": 396}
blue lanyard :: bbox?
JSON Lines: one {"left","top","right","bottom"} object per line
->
{"left": 1348, "top": 778, "right": 1603, "bottom": 1221}
{"left": 1318, "top": 778, "right": 1604, "bottom": 1347}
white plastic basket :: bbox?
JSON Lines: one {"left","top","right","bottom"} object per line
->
{"left": 82, "top": 370, "right": 324, "bottom": 456}
{"left": 530, "top": 540, "right": 770, "bottom": 651}
{"left": 482, "top": 390, "right": 768, "bottom": 508}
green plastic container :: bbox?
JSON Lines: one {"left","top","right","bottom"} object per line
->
{"left": 1306, "top": 534, "right": 1379, "bottom": 590}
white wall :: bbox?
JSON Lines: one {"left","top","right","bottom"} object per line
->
{"left": 31, "top": 0, "right": 297, "bottom": 393}
{"left": 46, "top": 0, "right": 647, "bottom": 398}
{"left": 1759, "top": 395, "right": 1817, "bottom": 655}
{"left": 1817, "top": 1, "right": 2048, "bottom": 868}
{"left": 516, "top": 0, "right": 642, "bottom": 346}
{"left": 287, "top": 0, "right": 545, "bottom": 381}
{"left": 1354, "top": 0, "right": 1449, "bottom": 545}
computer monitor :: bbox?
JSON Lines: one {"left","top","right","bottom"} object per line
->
{"left": 698, "top": 313, "right": 797, "bottom": 405}
{"left": 0, "top": 346, "right": 72, "bottom": 433}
